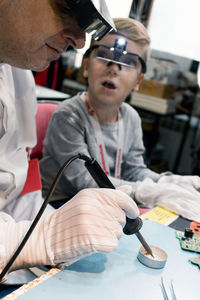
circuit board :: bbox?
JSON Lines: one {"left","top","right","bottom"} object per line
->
{"left": 176, "top": 230, "right": 200, "bottom": 253}
{"left": 190, "top": 221, "right": 200, "bottom": 236}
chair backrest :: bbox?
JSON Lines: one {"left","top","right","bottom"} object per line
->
{"left": 30, "top": 101, "right": 59, "bottom": 160}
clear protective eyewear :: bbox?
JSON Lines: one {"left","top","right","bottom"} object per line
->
{"left": 66, "top": 0, "right": 116, "bottom": 41}
{"left": 85, "top": 38, "right": 147, "bottom": 73}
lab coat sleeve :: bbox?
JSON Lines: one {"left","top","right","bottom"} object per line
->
{"left": 0, "top": 209, "right": 58, "bottom": 282}
{"left": 0, "top": 212, "right": 48, "bottom": 282}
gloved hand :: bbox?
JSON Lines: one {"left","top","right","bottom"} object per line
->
{"left": 158, "top": 174, "right": 200, "bottom": 191}
{"left": 116, "top": 184, "right": 133, "bottom": 196}
{"left": 1, "top": 187, "right": 139, "bottom": 280}
{"left": 134, "top": 178, "right": 200, "bottom": 223}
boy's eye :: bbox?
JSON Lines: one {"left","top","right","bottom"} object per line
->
{"left": 96, "top": 48, "right": 113, "bottom": 60}
{"left": 121, "top": 55, "right": 138, "bottom": 68}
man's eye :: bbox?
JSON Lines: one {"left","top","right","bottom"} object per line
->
{"left": 55, "top": 2, "right": 72, "bottom": 19}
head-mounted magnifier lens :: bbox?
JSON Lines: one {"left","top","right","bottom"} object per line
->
{"left": 66, "top": 0, "right": 116, "bottom": 41}
{"left": 85, "top": 38, "right": 147, "bottom": 73}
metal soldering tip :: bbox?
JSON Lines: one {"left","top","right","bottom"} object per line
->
{"left": 136, "top": 231, "right": 154, "bottom": 257}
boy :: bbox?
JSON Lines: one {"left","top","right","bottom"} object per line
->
{"left": 40, "top": 17, "right": 163, "bottom": 201}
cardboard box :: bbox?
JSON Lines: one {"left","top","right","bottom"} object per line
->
{"left": 138, "top": 80, "right": 176, "bottom": 99}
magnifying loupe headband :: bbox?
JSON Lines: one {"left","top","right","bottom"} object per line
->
{"left": 84, "top": 43, "right": 147, "bottom": 73}
{"left": 66, "top": 0, "right": 116, "bottom": 41}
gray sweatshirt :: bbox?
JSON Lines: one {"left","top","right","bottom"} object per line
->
{"left": 40, "top": 92, "right": 161, "bottom": 201}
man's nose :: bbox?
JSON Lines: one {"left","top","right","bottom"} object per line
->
{"left": 75, "top": 34, "right": 86, "bottom": 49}
{"left": 62, "top": 30, "right": 86, "bottom": 49}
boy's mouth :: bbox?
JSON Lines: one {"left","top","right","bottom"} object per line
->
{"left": 102, "top": 80, "right": 116, "bottom": 89}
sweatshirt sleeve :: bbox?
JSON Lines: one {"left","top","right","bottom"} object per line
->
{"left": 40, "top": 102, "right": 99, "bottom": 199}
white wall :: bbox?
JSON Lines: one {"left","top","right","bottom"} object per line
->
{"left": 105, "top": 0, "right": 132, "bottom": 18}
{"left": 148, "top": 0, "right": 200, "bottom": 61}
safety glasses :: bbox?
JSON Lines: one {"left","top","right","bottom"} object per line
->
{"left": 66, "top": 0, "right": 116, "bottom": 41}
{"left": 85, "top": 44, "right": 147, "bottom": 73}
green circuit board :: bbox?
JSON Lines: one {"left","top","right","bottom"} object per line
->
{"left": 176, "top": 230, "right": 200, "bottom": 253}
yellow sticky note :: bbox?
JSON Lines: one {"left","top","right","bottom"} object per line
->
{"left": 141, "top": 206, "right": 178, "bottom": 225}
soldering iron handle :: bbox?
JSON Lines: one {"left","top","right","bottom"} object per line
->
{"left": 84, "top": 158, "right": 142, "bottom": 235}
{"left": 85, "top": 159, "right": 115, "bottom": 189}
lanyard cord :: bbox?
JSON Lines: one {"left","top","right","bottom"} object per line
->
{"left": 85, "top": 94, "right": 123, "bottom": 178}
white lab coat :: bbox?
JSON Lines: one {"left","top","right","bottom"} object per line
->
{"left": 0, "top": 64, "right": 36, "bottom": 207}
{"left": 0, "top": 64, "right": 53, "bottom": 221}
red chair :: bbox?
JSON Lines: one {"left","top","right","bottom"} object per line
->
{"left": 30, "top": 101, "right": 59, "bottom": 160}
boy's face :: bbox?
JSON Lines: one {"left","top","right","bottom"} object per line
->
{"left": 83, "top": 33, "right": 145, "bottom": 107}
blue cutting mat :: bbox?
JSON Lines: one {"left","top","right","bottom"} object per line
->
{"left": 17, "top": 220, "right": 199, "bottom": 300}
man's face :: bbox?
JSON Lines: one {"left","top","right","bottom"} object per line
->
{"left": 0, "top": 0, "right": 85, "bottom": 71}
{"left": 83, "top": 34, "right": 145, "bottom": 107}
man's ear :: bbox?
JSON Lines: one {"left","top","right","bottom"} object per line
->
{"left": 133, "top": 74, "right": 144, "bottom": 92}
{"left": 83, "top": 58, "right": 89, "bottom": 78}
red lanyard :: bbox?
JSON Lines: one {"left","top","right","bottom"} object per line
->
{"left": 85, "top": 94, "right": 123, "bottom": 178}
